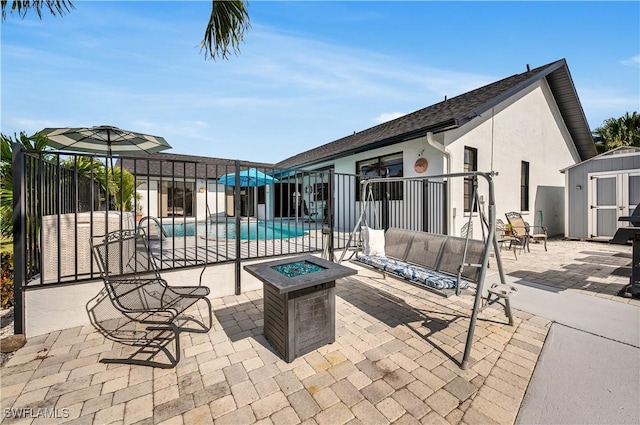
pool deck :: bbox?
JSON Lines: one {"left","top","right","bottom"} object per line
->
{"left": 1, "top": 238, "right": 638, "bottom": 425}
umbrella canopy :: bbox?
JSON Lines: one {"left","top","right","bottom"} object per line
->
{"left": 37, "top": 125, "right": 171, "bottom": 156}
{"left": 218, "top": 168, "right": 278, "bottom": 187}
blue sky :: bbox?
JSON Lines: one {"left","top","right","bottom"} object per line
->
{"left": 2, "top": 1, "right": 639, "bottom": 163}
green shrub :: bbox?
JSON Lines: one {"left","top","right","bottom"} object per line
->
{"left": 1, "top": 251, "right": 14, "bottom": 309}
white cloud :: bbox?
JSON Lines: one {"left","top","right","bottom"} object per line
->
{"left": 621, "top": 55, "right": 640, "bottom": 67}
{"left": 0, "top": 9, "right": 537, "bottom": 162}
{"left": 10, "top": 118, "right": 71, "bottom": 136}
{"left": 375, "top": 112, "right": 406, "bottom": 124}
{"left": 220, "top": 25, "right": 494, "bottom": 103}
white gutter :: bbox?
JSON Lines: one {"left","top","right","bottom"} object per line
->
{"left": 425, "top": 132, "right": 452, "bottom": 235}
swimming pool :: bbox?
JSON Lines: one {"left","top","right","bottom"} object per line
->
{"left": 160, "top": 221, "right": 307, "bottom": 240}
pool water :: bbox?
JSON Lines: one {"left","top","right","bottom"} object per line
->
{"left": 161, "top": 221, "right": 307, "bottom": 240}
{"left": 272, "top": 261, "right": 327, "bottom": 277}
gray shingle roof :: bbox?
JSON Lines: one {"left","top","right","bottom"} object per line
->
{"left": 276, "top": 59, "right": 597, "bottom": 169}
{"left": 118, "top": 153, "right": 274, "bottom": 179}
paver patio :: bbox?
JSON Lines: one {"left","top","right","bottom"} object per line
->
{"left": 1, "top": 270, "right": 549, "bottom": 425}
{"left": 1, "top": 238, "right": 637, "bottom": 425}
{"left": 497, "top": 238, "right": 636, "bottom": 303}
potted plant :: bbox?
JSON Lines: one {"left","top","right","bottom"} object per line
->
{"left": 504, "top": 223, "right": 514, "bottom": 236}
{"left": 136, "top": 202, "right": 144, "bottom": 222}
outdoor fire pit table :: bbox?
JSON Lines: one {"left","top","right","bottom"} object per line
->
{"left": 244, "top": 255, "right": 356, "bottom": 362}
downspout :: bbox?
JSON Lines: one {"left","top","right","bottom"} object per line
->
{"left": 425, "top": 132, "right": 452, "bottom": 235}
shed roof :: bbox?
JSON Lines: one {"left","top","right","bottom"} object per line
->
{"left": 276, "top": 59, "right": 597, "bottom": 169}
{"left": 560, "top": 146, "right": 640, "bottom": 172}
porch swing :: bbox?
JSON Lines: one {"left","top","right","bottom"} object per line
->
{"left": 338, "top": 171, "right": 516, "bottom": 369}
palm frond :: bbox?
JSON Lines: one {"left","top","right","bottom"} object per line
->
{"left": 592, "top": 111, "right": 640, "bottom": 152}
{"left": 1, "top": 0, "right": 75, "bottom": 20}
{"left": 201, "top": 0, "right": 250, "bottom": 60}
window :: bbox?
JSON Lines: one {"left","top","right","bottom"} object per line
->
{"left": 314, "top": 183, "right": 329, "bottom": 201}
{"left": 356, "top": 152, "right": 403, "bottom": 201}
{"left": 521, "top": 161, "right": 529, "bottom": 211}
{"left": 160, "top": 181, "right": 195, "bottom": 217}
{"left": 463, "top": 147, "right": 477, "bottom": 212}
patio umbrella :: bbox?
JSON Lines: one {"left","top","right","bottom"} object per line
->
{"left": 37, "top": 125, "right": 171, "bottom": 156}
{"left": 218, "top": 168, "right": 278, "bottom": 187}
{"left": 37, "top": 126, "right": 171, "bottom": 212}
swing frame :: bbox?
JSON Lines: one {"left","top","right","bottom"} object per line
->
{"left": 340, "top": 171, "right": 507, "bottom": 369}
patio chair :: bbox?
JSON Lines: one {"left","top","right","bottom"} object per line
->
{"left": 86, "top": 287, "right": 182, "bottom": 368}
{"left": 496, "top": 218, "right": 521, "bottom": 259}
{"left": 505, "top": 212, "right": 548, "bottom": 252}
{"left": 90, "top": 228, "right": 212, "bottom": 368}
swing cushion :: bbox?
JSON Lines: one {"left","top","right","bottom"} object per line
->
{"left": 402, "top": 265, "right": 471, "bottom": 290}
{"left": 354, "top": 228, "right": 484, "bottom": 293}
{"left": 356, "top": 254, "right": 471, "bottom": 290}
{"left": 356, "top": 255, "right": 410, "bottom": 275}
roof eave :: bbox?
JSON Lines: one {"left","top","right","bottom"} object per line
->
{"left": 457, "top": 59, "right": 597, "bottom": 161}
{"left": 285, "top": 119, "right": 459, "bottom": 170}
{"left": 459, "top": 60, "right": 568, "bottom": 124}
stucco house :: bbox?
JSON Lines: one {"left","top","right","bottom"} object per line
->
{"left": 119, "top": 59, "right": 598, "bottom": 238}
{"left": 276, "top": 58, "right": 598, "bottom": 237}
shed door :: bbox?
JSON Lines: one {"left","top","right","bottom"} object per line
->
{"left": 590, "top": 175, "right": 619, "bottom": 237}
{"left": 626, "top": 173, "right": 640, "bottom": 218}
{"left": 589, "top": 171, "right": 640, "bottom": 238}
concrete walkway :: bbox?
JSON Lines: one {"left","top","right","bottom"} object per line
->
{"left": 517, "top": 323, "right": 640, "bottom": 425}
{"left": 492, "top": 239, "right": 640, "bottom": 425}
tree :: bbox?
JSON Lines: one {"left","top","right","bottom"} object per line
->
{"left": 593, "top": 112, "right": 640, "bottom": 153}
{"left": 0, "top": 0, "right": 74, "bottom": 19}
{"left": 60, "top": 157, "right": 141, "bottom": 212}
{"left": 1, "top": 0, "right": 250, "bottom": 60}
{"left": 0, "top": 132, "right": 50, "bottom": 239}
{"left": 1, "top": 134, "right": 142, "bottom": 239}
{"left": 201, "top": 0, "right": 250, "bottom": 60}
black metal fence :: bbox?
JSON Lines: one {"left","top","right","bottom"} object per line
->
{"left": 12, "top": 146, "right": 447, "bottom": 331}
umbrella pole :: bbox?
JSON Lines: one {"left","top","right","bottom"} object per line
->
{"left": 107, "top": 134, "right": 113, "bottom": 212}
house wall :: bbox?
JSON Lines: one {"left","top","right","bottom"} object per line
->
{"left": 137, "top": 180, "right": 158, "bottom": 217}
{"left": 445, "top": 79, "right": 581, "bottom": 237}
{"left": 565, "top": 153, "right": 640, "bottom": 238}
{"left": 207, "top": 181, "right": 228, "bottom": 216}
{"left": 136, "top": 179, "right": 227, "bottom": 221}
{"left": 300, "top": 79, "right": 580, "bottom": 239}
{"left": 309, "top": 139, "right": 446, "bottom": 233}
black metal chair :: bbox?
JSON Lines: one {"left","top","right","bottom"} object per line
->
{"left": 89, "top": 228, "right": 212, "bottom": 368}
